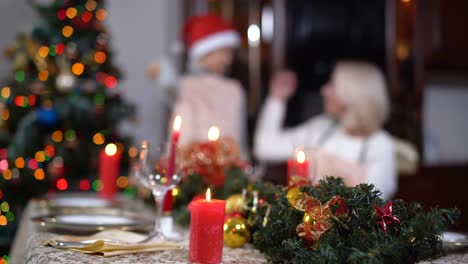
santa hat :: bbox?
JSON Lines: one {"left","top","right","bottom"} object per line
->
{"left": 183, "top": 14, "right": 240, "bottom": 60}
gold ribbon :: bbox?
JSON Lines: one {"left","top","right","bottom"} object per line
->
{"left": 288, "top": 188, "right": 348, "bottom": 244}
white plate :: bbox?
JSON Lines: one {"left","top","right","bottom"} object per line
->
{"left": 56, "top": 214, "right": 137, "bottom": 226}
{"left": 442, "top": 231, "right": 468, "bottom": 250}
{"left": 442, "top": 231, "right": 467, "bottom": 242}
{"left": 32, "top": 208, "right": 153, "bottom": 234}
{"left": 52, "top": 197, "right": 111, "bottom": 208}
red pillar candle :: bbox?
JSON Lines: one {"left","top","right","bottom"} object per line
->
{"left": 287, "top": 149, "right": 309, "bottom": 185}
{"left": 189, "top": 188, "right": 226, "bottom": 264}
{"left": 99, "top": 143, "right": 121, "bottom": 198}
{"left": 165, "top": 115, "right": 181, "bottom": 212}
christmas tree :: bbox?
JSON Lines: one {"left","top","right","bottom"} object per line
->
{"left": 0, "top": 0, "right": 133, "bottom": 249}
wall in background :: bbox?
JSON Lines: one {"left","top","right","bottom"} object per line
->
{"left": 107, "top": 0, "right": 182, "bottom": 147}
{"left": 424, "top": 82, "right": 468, "bottom": 165}
{"left": 0, "top": 0, "right": 39, "bottom": 81}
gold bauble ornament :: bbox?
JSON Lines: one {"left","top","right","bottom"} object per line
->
{"left": 223, "top": 217, "right": 251, "bottom": 248}
{"left": 286, "top": 186, "right": 304, "bottom": 207}
{"left": 225, "top": 194, "right": 247, "bottom": 214}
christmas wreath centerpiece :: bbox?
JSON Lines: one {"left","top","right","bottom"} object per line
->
{"left": 251, "top": 177, "right": 460, "bottom": 263}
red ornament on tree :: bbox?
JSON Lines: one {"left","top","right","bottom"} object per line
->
{"left": 373, "top": 201, "right": 400, "bottom": 232}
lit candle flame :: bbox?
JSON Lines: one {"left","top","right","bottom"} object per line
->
{"left": 173, "top": 115, "right": 181, "bottom": 131}
{"left": 206, "top": 188, "right": 211, "bottom": 201}
{"left": 140, "top": 141, "right": 148, "bottom": 160}
{"left": 208, "top": 126, "right": 219, "bottom": 141}
{"left": 296, "top": 150, "right": 306, "bottom": 164}
{"left": 105, "top": 143, "right": 117, "bottom": 156}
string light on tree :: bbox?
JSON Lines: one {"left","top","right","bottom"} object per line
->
{"left": 72, "top": 63, "right": 85, "bottom": 75}
{"left": 66, "top": 7, "right": 78, "bottom": 19}
{"left": 81, "top": 11, "right": 93, "bottom": 23}
{"left": 0, "top": 87, "right": 10, "bottom": 100}
{"left": 62, "top": 26, "right": 74, "bottom": 38}
{"left": 38, "top": 46, "right": 49, "bottom": 58}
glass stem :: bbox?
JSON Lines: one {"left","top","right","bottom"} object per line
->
{"left": 153, "top": 190, "right": 164, "bottom": 233}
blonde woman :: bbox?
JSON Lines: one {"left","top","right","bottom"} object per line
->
{"left": 254, "top": 61, "right": 396, "bottom": 200}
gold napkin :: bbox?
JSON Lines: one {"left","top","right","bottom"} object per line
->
{"left": 42, "top": 230, "right": 184, "bottom": 257}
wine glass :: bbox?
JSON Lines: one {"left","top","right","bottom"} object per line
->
{"left": 134, "top": 141, "right": 182, "bottom": 241}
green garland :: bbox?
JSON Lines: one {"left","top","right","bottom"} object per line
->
{"left": 172, "top": 167, "right": 459, "bottom": 263}
{"left": 251, "top": 177, "right": 460, "bottom": 264}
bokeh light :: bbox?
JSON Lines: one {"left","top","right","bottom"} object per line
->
{"left": 81, "top": 11, "right": 93, "bottom": 23}
{"left": 128, "top": 147, "right": 137, "bottom": 158}
{"left": 15, "top": 157, "right": 25, "bottom": 169}
{"left": 55, "top": 43, "right": 66, "bottom": 55}
{"left": 116, "top": 176, "right": 129, "bottom": 189}
{"left": 52, "top": 130, "right": 63, "bottom": 142}
{"left": 38, "top": 46, "right": 49, "bottom": 58}
{"left": 94, "top": 51, "right": 107, "bottom": 64}
{"left": 35, "top": 151, "right": 46, "bottom": 162}
{"left": 14, "top": 96, "right": 27, "bottom": 107}
{"left": 28, "top": 159, "right": 38, "bottom": 170}
{"left": 1, "top": 87, "right": 10, "bottom": 99}
{"left": 86, "top": 0, "right": 98, "bottom": 11}
{"left": 1, "top": 109, "right": 9, "bottom": 121}
{"left": 96, "top": 9, "right": 107, "bottom": 21}
{"left": 34, "top": 169, "right": 45, "bottom": 180}
{"left": 49, "top": 45, "right": 57, "bottom": 56}
{"left": 115, "top": 142, "right": 124, "bottom": 154}
{"left": 72, "top": 63, "right": 85, "bottom": 75}
{"left": 104, "top": 76, "right": 117, "bottom": 88}
{"left": 45, "top": 145, "right": 55, "bottom": 158}
{"left": 105, "top": 143, "right": 117, "bottom": 156}
{"left": 247, "top": 24, "right": 261, "bottom": 45}
{"left": 65, "top": 129, "right": 76, "bottom": 141}
{"left": 0, "top": 201, "right": 9, "bottom": 212}
{"left": 93, "top": 133, "right": 105, "bottom": 145}
{"left": 397, "top": 42, "right": 410, "bottom": 60}
{"left": 38, "top": 70, "right": 49, "bottom": 81}
{"left": 66, "top": 7, "right": 78, "bottom": 19}
{"left": 5, "top": 211, "right": 14, "bottom": 221}
{"left": 56, "top": 178, "right": 68, "bottom": 191}
{"left": 28, "top": 95, "right": 37, "bottom": 106}
{"left": 79, "top": 179, "right": 91, "bottom": 191}
{"left": 62, "top": 26, "right": 74, "bottom": 38}
{"left": 2, "top": 170, "right": 12, "bottom": 180}
{"left": 0, "top": 149, "right": 7, "bottom": 159}
{"left": 57, "top": 9, "right": 67, "bottom": 20}
{"left": 95, "top": 72, "right": 106, "bottom": 82}
{"left": 15, "top": 71, "right": 25, "bottom": 82}
{"left": 0, "top": 215, "right": 6, "bottom": 226}
{"left": 92, "top": 179, "right": 102, "bottom": 191}
{"left": 172, "top": 187, "right": 179, "bottom": 196}
{"left": 11, "top": 168, "right": 19, "bottom": 179}
{"left": 0, "top": 160, "right": 8, "bottom": 171}
{"left": 93, "top": 93, "right": 105, "bottom": 105}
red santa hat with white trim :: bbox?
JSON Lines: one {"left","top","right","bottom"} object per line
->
{"left": 183, "top": 14, "right": 240, "bottom": 60}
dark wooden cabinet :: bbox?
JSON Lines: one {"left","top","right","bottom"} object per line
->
{"left": 421, "top": 0, "right": 468, "bottom": 71}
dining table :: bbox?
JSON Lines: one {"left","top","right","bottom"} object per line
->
{"left": 8, "top": 196, "right": 468, "bottom": 264}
